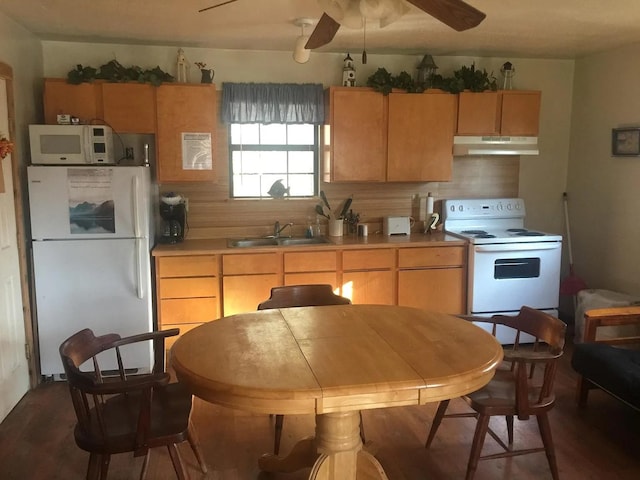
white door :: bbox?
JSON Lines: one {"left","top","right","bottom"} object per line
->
{"left": 0, "top": 76, "right": 29, "bottom": 422}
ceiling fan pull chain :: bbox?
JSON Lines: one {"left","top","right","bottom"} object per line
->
{"left": 362, "top": 18, "right": 367, "bottom": 64}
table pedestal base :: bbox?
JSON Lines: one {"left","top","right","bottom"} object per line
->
{"left": 258, "top": 411, "right": 388, "bottom": 480}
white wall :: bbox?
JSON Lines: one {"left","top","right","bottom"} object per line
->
{"left": 568, "top": 43, "right": 640, "bottom": 295}
{"left": 0, "top": 12, "right": 43, "bottom": 165}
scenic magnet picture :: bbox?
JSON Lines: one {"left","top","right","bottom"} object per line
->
{"left": 612, "top": 127, "right": 640, "bottom": 156}
{"left": 67, "top": 168, "right": 116, "bottom": 234}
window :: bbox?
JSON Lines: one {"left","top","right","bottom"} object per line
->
{"left": 229, "top": 123, "right": 319, "bottom": 199}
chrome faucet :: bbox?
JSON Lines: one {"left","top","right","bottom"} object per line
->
{"left": 273, "top": 221, "right": 293, "bottom": 238}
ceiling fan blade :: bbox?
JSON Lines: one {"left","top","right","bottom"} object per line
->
{"left": 406, "top": 0, "right": 486, "bottom": 31}
{"left": 305, "top": 13, "right": 341, "bottom": 49}
{"left": 198, "top": 0, "right": 239, "bottom": 13}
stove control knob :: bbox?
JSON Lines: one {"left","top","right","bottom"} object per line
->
{"left": 458, "top": 205, "right": 463, "bottom": 212}
{"left": 497, "top": 203, "right": 503, "bottom": 211}
{"left": 507, "top": 203, "right": 512, "bottom": 210}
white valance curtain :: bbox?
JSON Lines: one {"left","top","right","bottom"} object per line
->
{"left": 221, "top": 83, "right": 324, "bottom": 124}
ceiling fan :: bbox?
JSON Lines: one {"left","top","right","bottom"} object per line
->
{"left": 199, "top": 0, "right": 485, "bottom": 49}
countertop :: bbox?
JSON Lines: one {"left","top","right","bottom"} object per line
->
{"left": 152, "top": 232, "right": 467, "bottom": 256}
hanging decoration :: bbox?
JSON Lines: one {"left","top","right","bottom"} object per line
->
{"left": 0, "top": 135, "right": 14, "bottom": 159}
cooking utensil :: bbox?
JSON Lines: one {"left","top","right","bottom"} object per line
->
{"left": 338, "top": 195, "right": 353, "bottom": 220}
{"left": 560, "top": 192, "right": 587, "bottom": 305}
{"left": 315, "top": 204, "right": 330, "bottom": 219}
{"left": 320, "top": 191, "right": 332, "bottom": 212}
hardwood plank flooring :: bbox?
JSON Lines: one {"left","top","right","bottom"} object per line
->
{"left": 1, "top": 340, "right": 639, "bottom": 479}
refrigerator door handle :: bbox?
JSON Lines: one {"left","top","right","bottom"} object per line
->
{"left": 135, "top": 239, "right": 144, "bottom": 299}
{"left": 132, "top": 175, "right": 141, "bottom": 238}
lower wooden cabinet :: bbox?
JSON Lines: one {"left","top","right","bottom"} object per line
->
{"left": 222, "top": 253, "right": 281, "bottom": 316}
{"left": 284, "top": 251, "right": 338, "bottom": 289}
{"left": 397, "top": 247, "right": 467, "bottom": 314}
{"left": 156, "top": 255, "right": 220, "bottom": 349}
{"left": 342, "top": 249, "right": 395, "bottom": 305}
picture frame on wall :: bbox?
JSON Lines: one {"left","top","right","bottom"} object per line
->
{"left": 611, "top": 127, "right": 640, "bottom": 156}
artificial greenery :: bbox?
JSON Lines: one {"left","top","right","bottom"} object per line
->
{"left": 366, "top": 63, "right": 498, "bottom": 95}
{"left": 67, "top": 60, "right": 175, "bottom": 86}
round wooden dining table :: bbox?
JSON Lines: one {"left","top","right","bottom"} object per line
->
{"left": 171, "top": 304, "right": 503, "bottom": 480}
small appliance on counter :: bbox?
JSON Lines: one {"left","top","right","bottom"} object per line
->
{"left": 383, "top": 216, "right": 412, "bottom": 236}
{"left": 159, "top": 193, "right": 186, "bottom": 243}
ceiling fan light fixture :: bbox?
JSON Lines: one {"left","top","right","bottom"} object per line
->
{"left": 293, "top": 18, "right": 314, "bottom": 64}
{"left": 379, "top": 0, "right": 409, "bottom": 28}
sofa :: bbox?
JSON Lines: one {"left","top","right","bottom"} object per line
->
{"left": 571, "top": 306, "right": 640, "bottom": 411}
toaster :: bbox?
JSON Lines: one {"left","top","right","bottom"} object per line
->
{"left": 383, "top": 216, "right": 412, "bottom": 236}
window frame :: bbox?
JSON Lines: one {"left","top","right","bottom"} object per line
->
{"left": 228, "top": 123, "right": 320, "bottom": 199}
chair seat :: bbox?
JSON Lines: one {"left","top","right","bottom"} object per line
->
{"left": 572, "top": 343, "right": 640, "bottom": 409}
{"left": 75, "top": 382, "right": 192, "bottom": 454}
{"left": 466, "top": 370, "right": 556, "bottom": 415}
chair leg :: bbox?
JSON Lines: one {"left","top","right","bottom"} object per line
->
{"left": 274, "top": 414, "right": 284, "bottom": 455}
{"left": 167, "top": 444, "right": 189, "bottom": 480}
{"left": 98, "top": 454, "right": 110, "bottom": 480}
{"left": 187, "top": 421, "right": 208, "bottom": 473}
{"left": 86, "top": 453, "right": 102, "bottom": 480}
{"left": 425, "top": 399, "right": 450, "bottom": 448}
{"left": 465, "top": 413, "right": 490, "bottom": 480}
{"left": 358, "top": 411, "right": 366, "bottom": 444}
{"left": 576, "top": 376, "right": 590, "bottom": 407}
{"left": 537, "top": 413, "right": 560, "bottom": 480}
{"left": 139, "top": 450, "right": 151, "bottom": 480}
{"left": 505, "top": 415, "right": 514, "bottom": 447}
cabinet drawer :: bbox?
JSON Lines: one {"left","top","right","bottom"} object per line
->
{"left": 342, "top": 249, "right": 395, "bottom": 270}
{"left": 284, "top": 251, "right": 337, "bottom": 273}
{"left": 284, "top": 272, "right": 337, "bottom": 288}
{"left": 159, "top": 277, "right": 218, "bottom": 299}
{"left": 398, "top": 247, "right": 465, "bottom": 268}
{"left": 158, "top": 255, "right": 218, "bottom": 278}
{"left": 223, "top": 253, "right": 280, "bottom": 275}
{"left": 160, "top": 298, "right": 220, "bottom": 324}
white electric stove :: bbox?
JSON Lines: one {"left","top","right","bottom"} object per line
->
{"left": 443, "top": 198, "right": 563, "bottom": 343}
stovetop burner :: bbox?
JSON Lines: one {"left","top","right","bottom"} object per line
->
{"left": 462, "top": 230, "right": 488, "bottom": 235}
{"left": 475, "top": 234, "right": 496, "bottom": 238}
{"left": 515, "top": 231, "right": 545, "bottom": 236}
{"left": 507, "top": 228, "right": 527, "bottom": 233}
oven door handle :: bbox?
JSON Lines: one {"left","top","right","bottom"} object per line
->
{"left": 475, "top": 243, "right": 562, "bottom": 253}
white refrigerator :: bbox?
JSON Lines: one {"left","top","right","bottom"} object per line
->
{"left": 28, "top": 165, "right": 155, "bottom": 377}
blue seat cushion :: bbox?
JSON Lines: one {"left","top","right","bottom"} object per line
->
{"left": 571, "top": 343, "right": 640, "bottom": 410}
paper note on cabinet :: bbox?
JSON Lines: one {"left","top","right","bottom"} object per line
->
{"left": 181, "top": 132, "right": 212, "bottom": 170}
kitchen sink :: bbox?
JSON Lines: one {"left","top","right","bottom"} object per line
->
{"left": 227, "top": 236, "right": 330, "bottom": 248}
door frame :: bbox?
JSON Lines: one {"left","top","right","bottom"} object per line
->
{"left": 1, "top": 61, "right": 37, "bottom": 387}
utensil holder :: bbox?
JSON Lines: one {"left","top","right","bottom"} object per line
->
{"left": 328, "top": 219, "right": 343, "bottom": 237}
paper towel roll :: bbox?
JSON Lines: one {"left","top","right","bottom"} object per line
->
{"left": 426, "top": 194, "right": 434, "bottom": 214}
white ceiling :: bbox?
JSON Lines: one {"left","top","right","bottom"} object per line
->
{"left": 1, "top": 0, "right": 640, "bottom": 59}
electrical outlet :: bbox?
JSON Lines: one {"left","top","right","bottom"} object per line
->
{"left": 125, "top": 147, "right": 134, "bottom": 160}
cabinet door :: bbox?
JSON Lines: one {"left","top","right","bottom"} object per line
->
{"left": 284, "top": 251, "right": 337, "bottom": 273}
{"left": 102, "top": 83, "right": 156, "bottom": 133}
{"left": 223, "top": 274, "right": 280, "bottom": 316}
{"left": 328, "top": 87, "right": 386, "bottom": 182}
{"left": 285, "top": 272, "right": 337, "bottom": 288}
{"left": 397, "top": 268, "right": 465, "bottom": 314}
{"left": 342, "top": 270, "right": 394, "bottom": 305}
{"left": 43, "top": 79, "right": 101, "bottom": 125}
{"left": 387, "top": 92, "right": 456, "bottom": 181}
{"left": 156, "top": 84, "right": 217, "bottom": 182}
{"left": 500, "top": 91, "right": 541, "bottom": 136}
{"left": 456, "top": 92, "right": 500, "bottom": 135}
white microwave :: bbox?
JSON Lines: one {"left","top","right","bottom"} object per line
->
{"left": 29, "top": 124, "right": 115, "bottom": 165}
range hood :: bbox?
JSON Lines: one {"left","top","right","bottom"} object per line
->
{"left": 453, "top": 136, "right": 539, "bottom": 156}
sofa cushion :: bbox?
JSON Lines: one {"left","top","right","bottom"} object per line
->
{"left": 571, "top": 343, "right": 640, "bottom": 410}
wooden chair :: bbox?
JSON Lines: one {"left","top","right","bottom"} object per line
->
{"left": 257, "top": 284, "right": 363, "bottom": 455}
{"left": 59, "top": 328, "right": 208, "bottom": 480}
{"left": 424, "top": 306, "right": 566, "bottom": 480}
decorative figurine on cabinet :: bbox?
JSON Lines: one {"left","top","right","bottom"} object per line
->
{"left": 176, "top": 48, "right": 190, "bottom": 83}
{"left": 342, "top": 54, "right": 356, "bottom": 87}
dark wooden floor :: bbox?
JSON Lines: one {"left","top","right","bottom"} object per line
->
{"left": 1, "top": 338, "right": 639, "bottom": 480}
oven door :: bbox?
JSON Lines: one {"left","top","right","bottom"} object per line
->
{"left": 469, "top": 241, "right": 562, "bottom": 314}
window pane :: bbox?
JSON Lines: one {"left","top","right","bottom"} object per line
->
{"left": 232, "top": 151, "right": 263, "bottom": 173}
{"left": 233, "top": 174, "right": 261, "bottom": 197}
{"left": 288, "top": 174, "right": 315, "bottom": 196}
{"left": 260, "top": 124, "right": 287, "bottom": 144}
{"left": 288, "top": 151, "right": 314, "bottom": 173}
{"left": 260, "top": 151, "right": 288, "bottom": 174}
{"left": 288, "top": 124, "right": 315, "bottom": 145}
{"left": 230, "top": 124, "right": 260, "bottom": 145}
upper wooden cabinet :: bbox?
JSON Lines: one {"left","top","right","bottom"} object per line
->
{"left": 43, "top": 79, "right": 101, "bottom": 125}
{"left": 156, "top": 84, "right": 217, "bottom": 183}
{"left": 324, "top": 87, "right": 456, "bottom": 183}
{"left": 387, "top": 92, "right": 456, "bottom": 182}
{"left": 324, "top": 87, "right": 387, "bottom": 182}
{"left": 456, "top": 90, "right": 541, "bottom": 136}
{"left": 101, "top": 83, "right": 156, "bottom": 133}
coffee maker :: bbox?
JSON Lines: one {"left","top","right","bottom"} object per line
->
{"left": 159, "top": 193, "right": 186, "bottom": 244}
